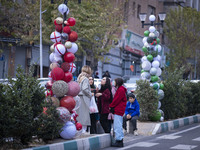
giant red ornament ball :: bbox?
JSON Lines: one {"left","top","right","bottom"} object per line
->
{"left": 51, "top": 67, "right": 64, "bottom": 81}
{"left": 63, "top": 72, "right": 73, "bottom": 83}
{"left": 61, "top": 62, "right": 70, "bottom": 72}
{"left": 55, "top": 24, "right": 62, "bottom": 33}
{"left": 67, "top": 17, "right": 76, "bottom": 26}
{"left": 63, "top": 26, "right": 71, "bottom": 34}
{"left": 68, "top": 31, "right": 78, "bottom": 42}
{"left": 60, "top": 96, "right": 76, "bottom": 112}
{"left": 63, "top": 52, "right": 75, "bottom": 63}
{"left": 75, "top": 122, "right": 82, "bottom": 131}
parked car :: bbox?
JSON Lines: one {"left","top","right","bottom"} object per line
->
{"left": 37, "top": 78, "right": 50, "bottom": 88}
{"left": 124, "top": 76, "right": 140, "bottom": 93}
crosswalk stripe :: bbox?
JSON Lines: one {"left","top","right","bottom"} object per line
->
{"left": 118, "top": 142, "right": 159, "bottom": 150}
{"left": 157, "top": 135, "right": 181, "bottom": 139}
{"left": 192, "top": 137, "right": 200, "bottom": 141}
{"left": 170, "top": 144, "right": 197, "bottom": 150}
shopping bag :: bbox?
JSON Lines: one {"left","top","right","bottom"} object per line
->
{"left": 90, "top": 96, "right": 98, "bottom": 113}
{"left": 107, "top": 113, "right": 114, "bottom": 120}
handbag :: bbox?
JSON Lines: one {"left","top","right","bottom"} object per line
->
{"left": 108, "top": 113, "right": 114, "bottom": 120}
{"left": 90, "top": 96, "right": 98, "bottom": 113}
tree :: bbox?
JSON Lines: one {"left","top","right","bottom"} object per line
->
{"left": 0, "top": 0, "right": 40, "bottom": 45}
{"left": 164, "top": 7, "right": 200, "bottom": 77}
{"left": 41, "top": 0, "right": 125, "bottom": 69}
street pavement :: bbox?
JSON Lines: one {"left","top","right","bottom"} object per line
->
{"left": 24, "top": 114, "right": 200, "bottom": 150}
{"left": 103, "top": 123, "right": 200, "bottom": 150}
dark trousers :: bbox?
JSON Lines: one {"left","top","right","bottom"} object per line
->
{"left": 123, "top": 115, "right": 139, "bottom": 131}
{"left": 90, "top": 113, "right": 98, "bottom": 134}
{"left": 100, "top": 113, "right": 111, "bottom": 133}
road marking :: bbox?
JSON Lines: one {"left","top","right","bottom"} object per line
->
{"left": 171, "top": 125, "right": 200, "bottom": 136}
{"left": 192, "top": 137, "right": 200, "bottom": 141}
{"left": 157, "top": 135, "right": 181, "bottom": 140}
{"left": 118, "top": 142, "right": 159, "bottom": 150}
{"left": 170, "top": 144, "right": 197, "bottom": 150}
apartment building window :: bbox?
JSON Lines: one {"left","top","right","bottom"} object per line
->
{"left": 132, "top": 2, "right": 136, "bottom": 16}
{"left": 124, "top": 1, "right": 129, "bottom": 24}
{"left": 137, "top": 4, "right": 141, "bottom": 19}
{"left": 148, "top": 5, "right": 156, "bottom": 16}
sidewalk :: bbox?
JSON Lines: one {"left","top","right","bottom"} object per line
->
{"left": 24, "top": 114, "right": 200, "bottom": 150}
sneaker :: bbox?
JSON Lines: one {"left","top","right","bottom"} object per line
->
{"left": 134, "top": 130, "right": 138, "bottom": 136}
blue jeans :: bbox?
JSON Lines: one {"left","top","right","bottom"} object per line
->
{"left": 113, "top": 114, "right": 123, "bottom": 141}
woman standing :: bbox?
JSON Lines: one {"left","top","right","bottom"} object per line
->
{"left": 109, "top": 78, "right": 127, "bottom": 147}
{"left": 96, "top": 77, "right": 113, "bottom": 133}
{"left": 88, "top": 76, "right": 98, "bottom": 134}
{"left": 77, "top": 65, "right": 92, "bottom": 133}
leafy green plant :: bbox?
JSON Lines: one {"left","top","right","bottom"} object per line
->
{"left": 135, "top": 80, "right": 158, "bottom": 121}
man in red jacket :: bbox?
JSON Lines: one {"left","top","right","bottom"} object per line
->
{"left": 109, "top": 78, "right": 127, "bottom": 147}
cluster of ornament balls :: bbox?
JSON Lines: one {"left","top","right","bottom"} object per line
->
{"left": 43, "top": 16, "right": 83, "bottom": 139}
{"left": 140, "top": 27, "right": 165, "bottom": 122}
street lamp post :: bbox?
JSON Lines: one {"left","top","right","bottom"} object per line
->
{"left": 139, "top": 13, "right": 166, "bottom": 28}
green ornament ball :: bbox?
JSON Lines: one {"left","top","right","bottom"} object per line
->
{"left": 147, "top": 37, "right": 153, "bottom": 43}
{"left": 151, "top": 75, "right": 159, "bottom": 82}
{"left": 160, "top": 83, "right": 164, "bottom": 89}
{"left": 144, "top": 30, "right": 150, "bottom": 37}
{"left": 141, "top": 70, "right": 145, "bottom": 73}
{"left": 147, "top": 54, "right": 153, "bottom": 61}
{"left": 142, "top": 46, "right": 148, "bottom": 53}
{"left": 150, "top": 110, "right": 161, "bottom": 121}
{"left": 156, "top": 38, "right": 160, "bottom": 44}
{"left": 153, "top": 83, "right": 159, "bottom": 90}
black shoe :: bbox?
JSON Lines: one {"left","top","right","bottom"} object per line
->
{"left": 111, "top": 139, "right": 124, "bottom": 147}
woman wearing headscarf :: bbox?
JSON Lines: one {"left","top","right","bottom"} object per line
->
{"left": 95, "top": 77, "right": 113, "bottom": 133}
{"left": 77, "top": 65, "right": 92, "bottom": 133}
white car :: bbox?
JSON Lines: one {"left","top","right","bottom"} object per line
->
{"left": 94, "top": 78, "right": 101, "bottom": 89}
{"left": 37, "top": 78, "right": 50, "bottom": 88}
{"left": 124, "top": 76, "right": 140, "bottom": 93}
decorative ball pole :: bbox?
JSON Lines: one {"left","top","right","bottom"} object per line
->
{"left": 139, "top": 13, "right": 166, "bottom": 122}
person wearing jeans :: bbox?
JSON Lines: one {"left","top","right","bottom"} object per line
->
{"left": 109, "top": 78, "right": 127, "bottom": 147}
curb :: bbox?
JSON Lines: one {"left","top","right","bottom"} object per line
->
{"left": 23, "top": 134, "right": 111, "bottom": 150}
{"left": 152, "top": 114, "right": 200, "bottom": 135}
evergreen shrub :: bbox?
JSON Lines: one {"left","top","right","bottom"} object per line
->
{"left": 135, "top": 80, "right": 158, "bottom": 121}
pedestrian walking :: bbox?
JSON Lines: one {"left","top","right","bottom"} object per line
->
{"left": 96, "top": 77, "right": 113, "bottom": 133}
{"left": 76, "top": 65, "right": 92, "bottom": 134}
{"left": 88, "top": 76, "right": 99, "bottom": 134}
{"left": 109, "top": 78, "right": 127, "bottom": 147}
{"left": 123, "top": 93, "right": 140, "bottom": 136}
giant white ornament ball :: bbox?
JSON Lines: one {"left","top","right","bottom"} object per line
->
{"left": 158, "top": 101, "right": 161, "bottom": 109}
{"left": 154, "top": 55, "right": 161, "bottom": 62}
{"left": 58, "top": 4, "right": 69, "bottom": 15}
{"left": 141, "top": 56, "right": 148, "bottom": 62}
{"left": 156, "top": 68, "right": 162, "bottom": 76}
{"left": 152, "top": 60, "right": 160, "bottom": 68}
{"left": 50, "top": 31, "right": 61, "bottom": 43}
{"left": 142, "top": 37, "right": 147, "bottom": 44}
{"left": 67, "top": 42, "right": 78, "bottom": 54}
{"left": 149, "top": 32, "right": 155, "bottom": 38}
{"left": 141, "top": 72, "right": 151, "bottom": 80}
{"left": 60, "top": 121, "right": 77, "bottom": 139}
{"left": 65, "top": 41, "right": 72, "bottom": 49}
{"left": 154, "top": 31, "right": 160, "bottom": 37}
{"left": 142, "top": 61, "right": 151, "bottom": 71}
{"left": 158, "top": 89, "right": 164, "bottom": 100}
{"left": 150, "top": 67, "right": 157, "bottom": 75}
{"left": 144, "top": 42, "right": 149, "bottom": 47}
{"left": 49, "top": 53, "right": 63, "bottom": 63}
{"left": 54, "top": 44, "right": 66, "bottom": 56}
{"left": 149, "top": 15, "right": 156, "bottom": 22}
{"left": 160, "top": 116, "right": 164, "bottom": 122}
{"left": 149, "top": 26, "right": 156, "bottom": 33}
{"left": 154, "top": 44, "right": 162, "bottom": 52}
{"left": 69, "top": 63, "right": 76, "bottom": 73}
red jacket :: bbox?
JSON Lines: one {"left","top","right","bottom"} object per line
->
{"left": 97, "top": 88, "right": 111, "bottom": 114}
{"left": 109, "top": 86, "right": 127, "bottom": 116}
